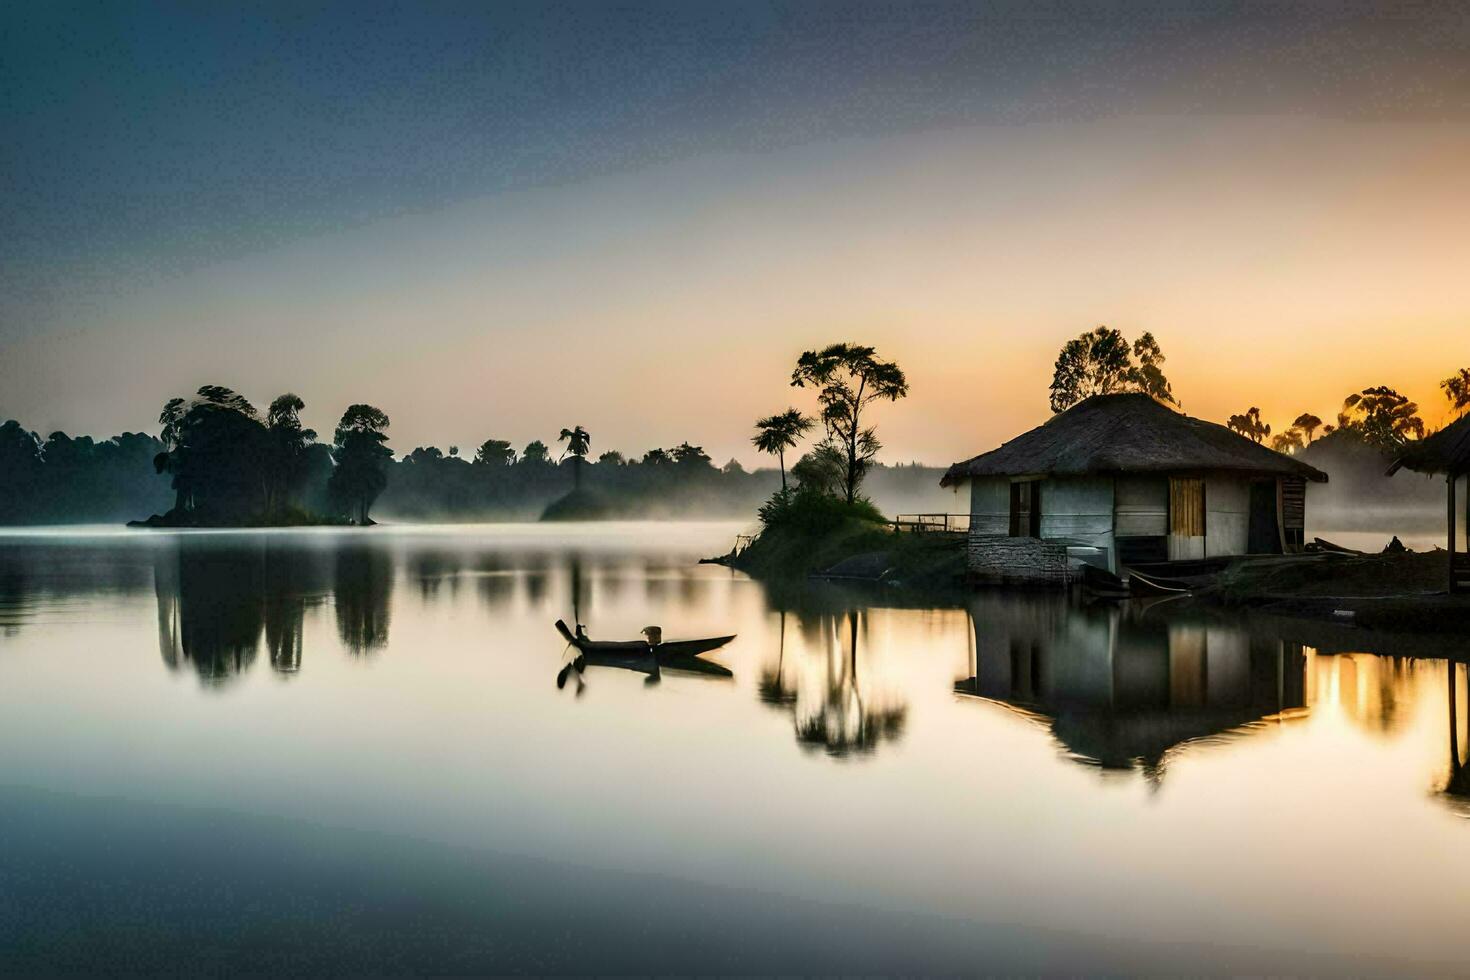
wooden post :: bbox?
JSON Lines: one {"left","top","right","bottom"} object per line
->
{"left": 1450, "top": 473, "right": 1459, "bottom": 595}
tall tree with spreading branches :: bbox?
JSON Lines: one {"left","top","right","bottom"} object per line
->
{"left": 1049, "top": 326, "right": 1177, "bottom": 412}
{"left": 790, "top": 344, "right": 908, "bottom": 504}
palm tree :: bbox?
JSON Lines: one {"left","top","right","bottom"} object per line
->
{"left": 752, "top": 408, "right": 815, "bottom": 492}
{"left": 558, "top": 425, "right": 591, "bottom": 487}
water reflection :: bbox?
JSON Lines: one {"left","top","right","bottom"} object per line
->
{"left": 958, "top": 594, "right": 1308, "bottom": 778}
{"left": 334, "top": 544, "right": 393, "bottom": 655}
{"left": 759, "top": 603, "right": 907, "bottom": 759}
{"left": 155, "top": 542, "right": 265, "bottom": 683}
{"left": 154, "top": 539, "right": 334, "bottom": 682}
{"left": 1441, "top": 662, "right": 1470, "bottom": 812}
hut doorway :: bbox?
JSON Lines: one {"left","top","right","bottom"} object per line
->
{"left": 1168, "top": 477, "right": 1206, "bottom": 560}
{"left": 1009, "top": 479, "right": 1042, "bottom": 538}
{"left": 1247, "top": 480, "right": 1283, "bottom": 554}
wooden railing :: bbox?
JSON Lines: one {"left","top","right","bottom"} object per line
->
{"left": 892, "top": 513, "right": 971, "bottom": 534}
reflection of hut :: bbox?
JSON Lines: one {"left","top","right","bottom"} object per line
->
{"left": 956, "top": 593, "right": 1308, "bottom": 774}
{"left": 941, "top": 394, "right": 1327, "bottom": 585}
{"left": 1388, "top": 414, "right": 1470, "bottom": 593}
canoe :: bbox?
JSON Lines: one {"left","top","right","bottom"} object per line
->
{"left": 554, "top": 620, "right": 736, "bottom": 661}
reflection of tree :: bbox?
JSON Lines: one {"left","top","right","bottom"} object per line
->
{"left": 334, "top": 545, "right": 393, "bottom": 654}
{"left": 0, "top": 561, "right": 29, "bottom": 638}
{"left": 761, "top": 606, "right": 906, "bottom": 759}
{"left": 795, "top": 610, "right": 906, "bottom": 757}
{"left": 263, "top": 542, "right": 306, "bottom": 674}
{"left": 757, "top": 610, "right": 797, "bottom": 708}
{"left": 155, "top": 541, "right": 264, "bottom": 684}
{"left": 409, "top": 550, "right": 461, "bottom": 603}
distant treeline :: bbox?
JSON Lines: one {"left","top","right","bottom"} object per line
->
{"left": 0, "top": 390, "right": 949, "bottom": 526}
{"left": 0, "top": 422, "right": 174, "bottom": 524}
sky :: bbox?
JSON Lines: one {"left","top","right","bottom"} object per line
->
{"left": 3, "top": 1, "right": 1469, "bottom": 466}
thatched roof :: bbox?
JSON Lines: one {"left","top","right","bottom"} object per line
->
{"left": 1388, "top": 412, "right": 1470, "bottom": 476}
{"left": 941, "top": 393, "right": 1328, "bottom": 487}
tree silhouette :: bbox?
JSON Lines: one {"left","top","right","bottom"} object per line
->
{"left": 1442, "top": 368, "right": 1470, "bottom": 417}
{"left": 1049, "top": 326, "right": 1177, "bottom": 412}
{"left": 640, "top": 448, "right": 671, "bottom": 466}
{"left": 1127, "top": 332, "right": 1176, "bottom": 405}
{"left": 473, "top": 439, "right": 515, "bottom": 466}
{"left": 558, "top": 425, "right": 591, "bottom": 487}
{"left": 790, "top": 343, "right": 908, "bottom": 504}
{"left": 670, "top": 442, "right": 712, "bottom": 468}
{"left": 1292, "top": 413, "right": 1323, "bottom": 444}
{"left": 752, "top": 408, "right": 815, "bottom": 492}
{"left": 265, "top": 393, "right": 316, "bottom": 518}
{"left": 329, "top": 404, "right": 392, "bottom": 524}
{"left": 1271, "top": 428, "right": 1305, "bottom": 454}
{"left": 1226, "top": 407, "right": 1270, "bottom": 443}
{"left": 152, "top": 385, "right": 271, "bottom": 520}
{"left": 1339, "top": 386, "right": 1425, "bottom": 451}
{"left": 521, "top": 440, "right": 550, "bottom": 465}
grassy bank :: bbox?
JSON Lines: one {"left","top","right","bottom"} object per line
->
{"left": 725, "top": 488, "right": 965, "bottom": 591}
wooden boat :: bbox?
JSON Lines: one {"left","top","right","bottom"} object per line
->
{"left": 554, "top": 620, "right": 735, "bottom": 678}
{"left": 1126, "top": 568, "right": 1192, "bottom": 596}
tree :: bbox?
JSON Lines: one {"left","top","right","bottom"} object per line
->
{"left": 1442, "top": 368, "right": 1470, "bottom": 417}
{"left": 790, "top": 343, "right": 908, "bottom": 504}
{"left": 1292, "top": 413, "right": 1323, "bottom": 443}
{"left": 153, "top": 385, "right": 270, "bottom": 520}
{"left": 558, "top": 425, "right": 591, "bottom": 487}
{"left": 640, "top": 448, "right": 671, "bottom": 466}
{"left": 473, "top": 439, "right": 515, "bottom": 467}
{"left": 265, "top": 393, "right": 316, "bottom": 517}
{"left": 1049, "top": 326, "right": 1178, "bottom": 413}
{"left": 671, "top": 441, "right": 712, "bottom": 468}
{"left": 521, "top": 440, "right": 550, "bottom": 465}
{"left": 1227, "top": 407, "right": 1270, "bottom": 443}
{"left": 790, "top": 440, "right": 847, "bottom": 497}
{"left": 752, "top": 408, "right": 815, "bottom": 492}
{"left": 1339, "top": 386, "right": 1424, "bottom": 452}
{"left": 1271, "top": 429, "right": 1305, "bottom": 454}
{"left": 329, "top": 404, "right": 392, "bottom": 524}
{"left": 1128, "top": 332, "right": 1175, "bottom": 405}
{"left": 596, "top": 450, "right": 625, "bottom": 466}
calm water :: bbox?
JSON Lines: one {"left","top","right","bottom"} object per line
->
{"left": 1, "top": 523, "right": 1468, "bottom": 974}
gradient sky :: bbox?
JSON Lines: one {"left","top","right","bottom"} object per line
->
{"left": 4, "top": 1, "right": 1469, "bottom": 465}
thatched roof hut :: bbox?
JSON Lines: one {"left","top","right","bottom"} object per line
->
{"left": 942, "top": 393, "right": 1327, "bottom": 486}
{"left": 1388, "top": 413, "right": 1470, "bottom": 593}
{"left": 942, "top": 394, "right": 1328, "bottom": 581}
{"left": 1387, "top": 413, "right": 1470, "bottom": 476}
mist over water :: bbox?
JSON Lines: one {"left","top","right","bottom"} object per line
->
{"left": 1, "top": 523, "right": 1469, "bottom": 973}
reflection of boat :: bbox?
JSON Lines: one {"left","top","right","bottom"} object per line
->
{"left": 554, "top": 620, "right": 735, "bottom": 678}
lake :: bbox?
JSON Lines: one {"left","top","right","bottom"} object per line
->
{"left": 1, "top": 522, "right": 1467, "bottom": 974}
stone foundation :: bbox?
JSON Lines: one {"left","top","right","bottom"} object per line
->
{"left": 967, "top": 534, "right": 1072, "bottom": 587}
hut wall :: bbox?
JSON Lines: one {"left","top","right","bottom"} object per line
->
{"left": 968, "top": 477, "right": 1010, "bottom": 535}
{"left": 1204, "top": 475, "right": 1250, "bottom": 557}
{"left": 1038, "top": 477, "right": 1114, "bottom": 555}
